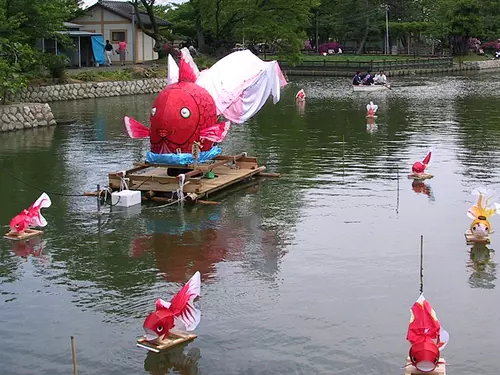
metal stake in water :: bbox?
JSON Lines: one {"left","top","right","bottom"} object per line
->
{"left": 96, "top": 184, "right": 100, "bottom": 212}
{"left": 420, "top": 234, "right": 424, "bottom": 294}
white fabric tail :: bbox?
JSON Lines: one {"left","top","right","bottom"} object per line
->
{"left": 34, "top": 192, "right": 52, "bottom": 209}
{"left": 175, "top": 271, "right": 201, "bottom": 331}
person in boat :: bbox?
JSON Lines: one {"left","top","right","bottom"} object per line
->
{"left": 352, "top": 71, "right": 362, "bottom": 85}
{"left": 374, "top": 71, "right": 387, "bottom": 85}
{"left": 362, "top": 71, "right": 374, "bottom": 85}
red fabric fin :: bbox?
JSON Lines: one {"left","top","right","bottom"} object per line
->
{"left": 422, "top": 151, "right": 432, "bottom": 165}
{"left": 179, "top": 48, "right": 200, "bottom": 83}
{"left": 124, "top": 116, "right": 150, "bottom": 138}
{"left": 200, "top": 121, "right": 231, "bottom": 143}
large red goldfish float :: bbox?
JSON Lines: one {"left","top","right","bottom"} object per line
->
{"left": 8, "top": 192, "right": 52, "bottom": 235}
{"left": 406, "top": 294, "right": 449, "bottom": 372}
{"left": 142, "top": 271, "right": 201, "bottom": 342}
{"left": 412, "top": 150, "right": 432, "bottom": 174}
{"left": 125, "top": 48, "right": 287, "bottom": 160}
{"left": 467, "top": 187, "right": 500, "bottom": 239}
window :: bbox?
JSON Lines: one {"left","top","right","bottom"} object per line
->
{"left": 111, "top": 31, "right": 126, "bottom": 43}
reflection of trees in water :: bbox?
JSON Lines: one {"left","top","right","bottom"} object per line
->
{"left": 143, "top": 342, "right": 201, "bottom": 375}
{"left": 246, "top": 92, "right": 431, "bottom": 185}
{"left": 0, "top": 247, "right": 23, "bottom": 285}
{"left": 453, "top": 96, "right": 500, "bottom": 182}
{"left": 467, "top": 244, "right": 496, "bottom": 289}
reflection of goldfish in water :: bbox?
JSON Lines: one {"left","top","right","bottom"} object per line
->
{"left": 467, "top": 187, "right": 500, "bottom": 239}
{"left": 406, "top": 294, "right": 449, "bottom": 373}
{"left": 11, "top": 237, "right": 48, "bottom": 262}
{"left": 144, "top": 342, "right": 201, "bottom": 375}
{"left": 467, "top": 244, "right": 496, "bottom": 289}
{"left": 296, "top": 99, "right": 305, "bottom": 115}
{"left": 365, "top": 117, "right": 377, "bottom": 133}
{"left": 412, "top": 180, "right": 435, "bottom": 201}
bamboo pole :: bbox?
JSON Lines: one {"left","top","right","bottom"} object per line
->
{"left": 71, "top": 336, "right": 78, "bottom": 375}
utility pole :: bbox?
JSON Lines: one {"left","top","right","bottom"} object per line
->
{"left": 315, "top": 12, "right": 319, "bottom": 53}
{"left": 385, "top": 4, "right": 390, "bottom": 55}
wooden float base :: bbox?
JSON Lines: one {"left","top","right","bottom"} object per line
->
{"left": 3, "top": 229, "right": 43, "bottom": 241}
{"left": 404, "top": 358, "right": 446, "bottom": 375}
{"left": 365, "top": 115, "right": 378, "bottom": 119}
{"left": 106, "top": 153, "right": 279, "bottom": 202}
{"left": 136, "top": 330, "right": 197, "bottom": 353}
{"left": 465, "top": 230, "right": 490, "bottom": 244}
{"left": 407, "top": 173, "right": 433, "bottom": 180}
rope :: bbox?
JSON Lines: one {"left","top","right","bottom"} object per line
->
{"left": 176, "top": 173, "right": 185, "bottom": 202}
{"left": 0, "top": 166, "right": 86, "bottom": 197}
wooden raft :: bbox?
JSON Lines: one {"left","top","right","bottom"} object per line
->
{"left": 465, "top": 230, "right": 490, "bottom": 244}
{"left": 107, "top": 153, "right": 275, "bottom": 201}
{"left": 404, "top": 358, "right": 446, "bottom": 375}
{"left": 408, "top": 173, "right": 434, "bottom": 180}
{"left": 3, "top": 229, "right": 43, "bottom": 241}
{"left": 136, "top": 330, "right": 197, "bottom": 353}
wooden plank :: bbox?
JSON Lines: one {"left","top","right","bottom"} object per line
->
{"left": 465, "top": 230, "right": 490, "bottom": 244}
{"left": 197, "top": 166, "right": 266, "bottom": 197}
{"left": 405, "top": 358, "right": 446, "bottom": 375}
{"left": 215, "top": 155, "right": 258, "bottom": 163}
{"left": 136, "top": 330, "right": 197, "bottom": 352}
{"left": 4, "top": 229, "right": 44, "bottom": 241}
{"left": 108, "top": 165, "right": 148, "bottom": 177}
{"left": 408, "top": 173, "right": 434, "bottom": 180}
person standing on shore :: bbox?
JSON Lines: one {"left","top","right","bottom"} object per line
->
{"left": 118, "top": 39, "right": 127, "bottom": 66}
{"left": 104, "top": 40, "right": 113, "bottom": 66}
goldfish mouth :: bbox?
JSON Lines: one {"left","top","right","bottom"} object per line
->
{"left": 144, "top": 328, "right": 159, "bottom": 342}
{"left": 157, "top": 129, "right": 173, "bottom": 138}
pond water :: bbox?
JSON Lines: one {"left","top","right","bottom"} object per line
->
{"left": 1, "top": 72, "right": 500, "bottom": 375}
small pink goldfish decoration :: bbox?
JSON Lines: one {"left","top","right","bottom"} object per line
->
{"left": 412, "top": 151, "right": 432, "bottom": 174}
{"left": 295, "top": 89, "right": 306, "bottom": 101}
{"left": 9, "top": 192, "right": 52, "bottom": 235}
{"left": 142, "top": 271, "right": 201, "bottom": 342}
{"left": 366, "top": 101, "right": 378, "bottom": 118}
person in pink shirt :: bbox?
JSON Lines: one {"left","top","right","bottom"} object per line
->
{"left": 118, "top": 40, "right": 127, "bottom": 66}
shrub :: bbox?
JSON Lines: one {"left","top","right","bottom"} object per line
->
{"left": 42, "top": 53, "right": 69, "bottom": 82}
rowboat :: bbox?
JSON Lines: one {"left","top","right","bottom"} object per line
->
{"left": 353, "top": 84, "right": 391, "bottom": 92}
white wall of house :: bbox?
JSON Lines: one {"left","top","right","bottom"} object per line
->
{"left": 71, "top": 6, "right": 158, "bottom": 63}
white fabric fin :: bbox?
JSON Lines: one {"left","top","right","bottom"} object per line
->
{"left": 34, "top": 193, "right": 52, "bottom": 209}
{"left": 167, "top": 54, "right": 179, "bottom": 86}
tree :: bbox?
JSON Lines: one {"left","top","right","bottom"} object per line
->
{"left": 131, "top": 0, "right": 171, "bottom": 52}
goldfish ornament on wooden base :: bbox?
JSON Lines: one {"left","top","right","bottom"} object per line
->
{"left": 366, "top": 101, "right": 378, "bottom": 118}
{"left": 295, "top": 89, "right": 306, "bottom": 101}
{"left": 4, "top": 192, "right": 52, "bottom": 241}
{"left": 465, "top": 187, "right": 500, "bottom": 244}
{"left": 408, "top": 150, "right": 433, "bottom": 180}
{"left": 404, "top": 294, "right": 449, "bottom": 374}
{"left": 137, "top": 271, "right": 201, "bottom": 352}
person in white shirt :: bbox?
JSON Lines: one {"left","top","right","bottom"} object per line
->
{"left": 374, "top": 71, "right": 387, "bottom": 85}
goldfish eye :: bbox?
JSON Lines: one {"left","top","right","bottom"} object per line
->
{"left": 15, "top": 224, "right": 19, "bottom": 228}
{"left": 157, "top": 325, "right": 163, "bottom": 332}
{"left": 180, "top": 107, "right": 191, "bottom": 119}
{"left": 151, "top": 107, "right": 157, "bottom": 116}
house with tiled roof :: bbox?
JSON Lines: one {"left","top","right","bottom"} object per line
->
{"left": 71, "top": 0, "right": 171, "bottom": 63}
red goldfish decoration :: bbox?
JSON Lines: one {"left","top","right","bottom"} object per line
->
{"left": 143, "top": 271, "right": 201, "bottom": 342}
{"left": 9, "top": 192, "right": 52, "bottom": 235}
{"left": 406, "top": 294, "right": 449, "bottom": 372}
{"left": 412, "top": 151, "right": 432, "bottom": 174}
{"left": 295, "top": 89, "right": 306, "bottom": 101}
{"left": 366, "top": 101, "right": 378, "bottom": 118}
{"left": 125, "top": 50, "right": 228, "bottom": 154}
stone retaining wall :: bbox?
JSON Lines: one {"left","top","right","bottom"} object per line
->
{"left": 0, "top": 103, "right": 56, "bottom": 132}
{"left": 462, "top": 59, "right": 500, "bottom": 70}
{"left": 8, "top": 78, "right": 169, "bottom": 103}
